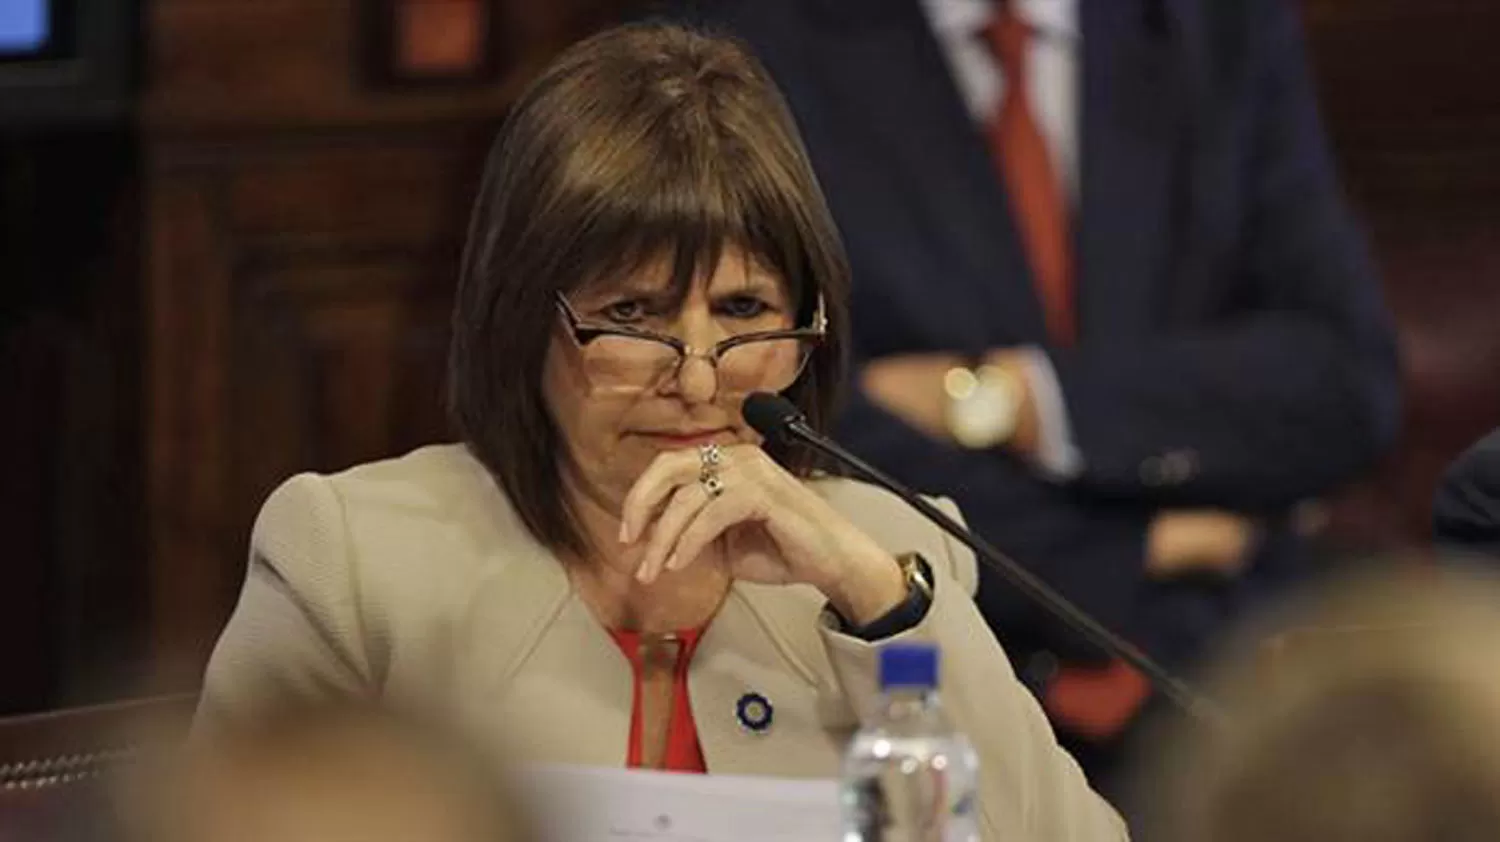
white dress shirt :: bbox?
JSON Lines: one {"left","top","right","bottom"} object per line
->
{"left": 920, "top": 0, "right": 1080, "bottom": 198}
{"left": 918, "top": 0, "right": 1084, "bottom": 478}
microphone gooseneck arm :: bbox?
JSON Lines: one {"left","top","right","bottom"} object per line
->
{"left": 746, "top": 393, "right": 1227, "bottom": 728}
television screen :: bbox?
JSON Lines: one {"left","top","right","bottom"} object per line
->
{"left": 0, "top": 0, "right": 49, "bottom": 56}
{"left": 0, "top": 0, "right": 130, "bottom": 124}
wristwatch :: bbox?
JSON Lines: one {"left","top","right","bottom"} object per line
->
{"left": 838, "top": 553, "right": 934, "bottom": 642}
{"left": 944, "top": 361, "right": 1022, "bottom": 449}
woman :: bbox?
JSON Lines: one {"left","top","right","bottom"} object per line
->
{"left": 200, "top": 22, "right": 1123, "bottom": 842}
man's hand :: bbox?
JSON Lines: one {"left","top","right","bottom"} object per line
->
{"left": 859, "top": 353, "right": 964, "bottom": 441}
{"left": 861, "top": 349, "right": 1041, "bottom": 456}
{"left": 1146, "top": 510, "right": 1257, "bottom": 579}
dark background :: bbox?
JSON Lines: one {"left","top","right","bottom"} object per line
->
{"left": 0, "top": 0, "right": 1497, "bottom": 714}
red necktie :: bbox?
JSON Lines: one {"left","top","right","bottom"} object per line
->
{"left": 984, "top": 6, "right": 1076, "bottom": 345}
{"left": 988, "top": 6, "right": 1147, "bottom": 741}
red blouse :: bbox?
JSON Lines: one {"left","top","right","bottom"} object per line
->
{"left": 607, "top": 628, "right": 708, "bottom": 773}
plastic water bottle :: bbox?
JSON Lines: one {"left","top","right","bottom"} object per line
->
{"left": 840, "top": 643, "right": 980, "bottom": 842}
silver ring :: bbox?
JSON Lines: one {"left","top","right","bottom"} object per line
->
{"left": 700, "top": 473, "right": 725, "bottom": 500}
{"left": 699, "top": 443, "right": 723, "bottom": 471}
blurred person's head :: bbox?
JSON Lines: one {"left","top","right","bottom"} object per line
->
{"left": 1151, "top": 566, "right": 1500, "bottom": 842}
{"left": 130, "top": 701, "right": 531, "bottom": 842}
{"left": 447, "top": 21, "right": 851, "bottom": 557}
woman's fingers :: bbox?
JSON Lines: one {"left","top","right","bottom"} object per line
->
{"left": 625, "top": 444, "right": 794, "bottom": 584}
{"left": 666, "top": 492, "right": 761, "bottom": 578}
{"left": 622, "top": 443, "right": 890, "bottom": 601}
{"left": 634, "top": 482, "right": 712, "bottom": 583}
{"left": 619, "top": 448, "right": 701, "bottom": 544}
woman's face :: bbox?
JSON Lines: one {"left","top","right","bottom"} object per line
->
{"left": 542, "top": 251, "right": 802, "bottom": 513}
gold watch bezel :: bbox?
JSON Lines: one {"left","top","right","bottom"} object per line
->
{"left": 895, "top": 552, "right": 933, "bottom": 599}
{"left": 943, "top": 363, "right": 1021, "bottom": 449}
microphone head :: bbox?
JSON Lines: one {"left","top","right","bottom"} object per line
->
{"left": 742, "top": 392, "right": 805, "bottom": 443}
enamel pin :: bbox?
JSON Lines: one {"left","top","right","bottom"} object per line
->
{"left": 735, "top": 692, "right": 773, "bottom": 734}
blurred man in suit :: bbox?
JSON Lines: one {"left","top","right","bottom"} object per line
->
{"left": 1434, "top": 428, "right": 1500, "bottom": 558}
{"left": 680, "top": 0, "right": 1400, "bottom": 788}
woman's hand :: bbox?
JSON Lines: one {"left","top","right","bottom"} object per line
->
{"left": 619, "top": 444, "right": 908, "bottom": 626}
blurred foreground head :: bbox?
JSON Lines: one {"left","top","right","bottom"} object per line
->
{"left": 1154, "top": 566, "right": 1500, "bottom": 842}
{"left": 133, "top": 702, "right": 530, "bottom": 842}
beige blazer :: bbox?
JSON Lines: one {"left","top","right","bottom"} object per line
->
{"left": 201, "top": 444, "right": 1125, "bottom": 842}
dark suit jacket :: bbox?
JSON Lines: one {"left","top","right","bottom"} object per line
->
{"left": 670, "top": 0, "right": 1400, "bottom": 669}
{"left": 1434, "top": 429, "right": 1500, "bottom": 558}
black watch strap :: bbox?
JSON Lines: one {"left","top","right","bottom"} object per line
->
{"left": 839, "top": 554, "right": 935, "bottom": 642}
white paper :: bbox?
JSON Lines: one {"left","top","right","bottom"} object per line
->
{"left": 519, "top": 764, "right": 841, "bottom": 842}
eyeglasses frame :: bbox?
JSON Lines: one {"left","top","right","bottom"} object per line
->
{"left": 553, "top": 291, "right": 827, "bottom": 389}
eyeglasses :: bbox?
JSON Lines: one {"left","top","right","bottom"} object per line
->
{"left": 555, "top": 292, "right": 827, "bottom": 396}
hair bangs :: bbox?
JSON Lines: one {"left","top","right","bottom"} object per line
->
{"left": 560, "top": 126, "right": 815, "bottom": 321}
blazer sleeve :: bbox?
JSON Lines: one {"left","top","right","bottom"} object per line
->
{"left": 816, "top": 499, "right": 1128, "bottom": 842}
{"left": 197, "top": 474, "right": 376, "bottom": 725}
{"left": 1047, "top": 0, "right": 1399, "bottom": 508}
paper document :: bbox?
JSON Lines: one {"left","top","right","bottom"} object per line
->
{"left": 520, "top": 764, "right": 841, "bottom": 842}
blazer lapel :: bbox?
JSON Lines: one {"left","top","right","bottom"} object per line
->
{"left": 809, "top": 0, "right": 1048, "bottom": 345}
{"left": 1075, "top": 0, "right": 1190, "bottom": 342}
{"left": 458, "top": 552, "right": 633, "bottom": 769}
{"left": 691, "top": 585, "right": 847, "bottom": 778}
{"left": 495, "top": 595, "right": 635, "bottom": 767}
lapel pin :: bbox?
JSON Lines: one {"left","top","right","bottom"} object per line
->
{"left": 735, "top": 691, "right": 773, "bottom": 734}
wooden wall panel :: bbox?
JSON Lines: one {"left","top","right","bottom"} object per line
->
{"left": 0, "top": 131, "right": 142, "bottom": 713}
{"left": 144, "top": 133, "right": 495, "bottom": 684}
{"left": 224, "top": 144, "right": 470, "bottom": 247}
{"left": 1302, "top": 0, "right": 1500, "bottom": 547}
{"left": 145, "top": 168, "right": 235, "bottom": 682}
{"left": 228, "top": 250, "right": 455, "bottom": 516}
{"left": 143, "top": 0, "right": 617, "bottom": 130}
{"left": 141, "top": 0, "right": 636, "bottom": 686}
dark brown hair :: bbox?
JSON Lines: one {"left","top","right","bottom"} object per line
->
{"left": 447, "top": 21, "right": 852, "bottom": 554}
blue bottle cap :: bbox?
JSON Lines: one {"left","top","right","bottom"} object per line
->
{"left": 879, "top": 643, "right": 939, "bottom": 690}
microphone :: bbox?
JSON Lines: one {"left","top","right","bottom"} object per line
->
{"left": 743, "top": 392, "right": 1226, "bottom": 727}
